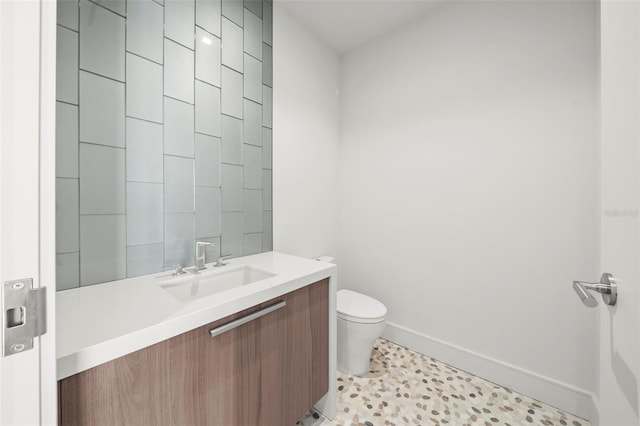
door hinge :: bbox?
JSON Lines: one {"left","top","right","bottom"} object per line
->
{"left": 2, "top": 278, "right": 47, "bottom": 357}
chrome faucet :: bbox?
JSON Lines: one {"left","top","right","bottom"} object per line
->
{"left": 195, "top": 241, "right": 213, "bottom": 270}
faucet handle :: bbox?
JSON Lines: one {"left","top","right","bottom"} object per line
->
{"left": 171, "top": 264, "right": 186, "bottom": 276}
{"left": 196, "top": 241, "right": 213, "bottom": 248}
{"left": 214, "top": 254, "right": 232, "bottom": 267}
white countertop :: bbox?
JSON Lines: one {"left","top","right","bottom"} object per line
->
{"left": 56, "top": 252, "right": 337, "bottom": 380}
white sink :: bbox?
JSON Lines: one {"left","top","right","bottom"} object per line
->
{"left": 157, "top": 265, "right": 276, "bottom": 302}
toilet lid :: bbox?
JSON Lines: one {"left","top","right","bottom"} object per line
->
{"left": 337, "top": 289, "right": 387, "bottom": 324}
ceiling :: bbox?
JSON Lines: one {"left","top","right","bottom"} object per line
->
{"left": 276, "top": 0, "right": 443, "bottom": 53}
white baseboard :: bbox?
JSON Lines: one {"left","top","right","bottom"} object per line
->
{"left": 382, "top": 322, "right": 595, "bottom": 421}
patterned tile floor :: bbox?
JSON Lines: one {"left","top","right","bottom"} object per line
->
{"left": 298, "top": 339, "right": 589, "bottom": 426}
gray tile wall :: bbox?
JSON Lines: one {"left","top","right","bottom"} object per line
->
{"left": 56, "top": 0, "right": 273, "bottom": 290}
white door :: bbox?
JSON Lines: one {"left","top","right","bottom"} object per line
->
{"left": 598, "top": 1, "right": 640, "bottom": 425}
{"left": 0, "top": 0, "right": 57, "bottom": 424}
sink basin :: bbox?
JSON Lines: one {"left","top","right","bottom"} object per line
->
{"left": 157, "top": 265, "right": 276, "bottom": 302}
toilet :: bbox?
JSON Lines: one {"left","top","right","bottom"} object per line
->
{"left": 337, "top": 289, "right": 387, "bottom": 375}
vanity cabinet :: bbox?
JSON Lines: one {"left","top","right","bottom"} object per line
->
{"left": 58, "top": 279, "right": 329, "bottom": 426}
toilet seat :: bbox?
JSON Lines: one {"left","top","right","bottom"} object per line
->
{"left": 337, "top": 289, "right": 387, "bottom": 324}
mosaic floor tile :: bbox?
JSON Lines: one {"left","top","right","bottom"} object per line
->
{"left": 298, "top": 338, "right": 589, "bottom": 426}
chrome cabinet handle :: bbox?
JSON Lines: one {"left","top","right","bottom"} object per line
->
{"left": 209, "top": 301, "right": 286, "bottom": 337}
{"left": 573, "top": 273, "right": 617, "bottom": 307}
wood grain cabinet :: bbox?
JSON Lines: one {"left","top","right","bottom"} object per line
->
{"left": 59, "top": 279, "right": 329, "bottom": 426}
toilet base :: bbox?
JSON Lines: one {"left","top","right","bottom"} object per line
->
{"left": 337, "top": 317, "right": 386, "bottom": 375}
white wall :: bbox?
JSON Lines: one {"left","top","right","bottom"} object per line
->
{"left": 339, "top": 0, "right": 598, "bottom": 417}
{"left": 272, "top": 5, "right": 341, "bottom": 259}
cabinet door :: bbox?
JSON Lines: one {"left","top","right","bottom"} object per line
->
{"left": 59, "top": 335, "right": 173, "bottom": 425}
{"left": 283, "top": 278, "right": 330, "bottom": 425}
{"left": 59, "top": 299, "right": 286, "bottom": 426}
{"left": 199, "top": 299, "right": 286, "bottom": 426}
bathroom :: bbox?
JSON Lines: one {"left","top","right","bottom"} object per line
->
{"left": 0, "top": 0, "right": 638, "bottom": 425}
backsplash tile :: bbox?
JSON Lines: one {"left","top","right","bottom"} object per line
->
{"left": 195, "top": 134, "right": 222, "bottom": 187}
{"left": 126, "top": 118, "right": 164, "bottom": 183}
{"left": 126, "top": 243, "right": 164, "bottom": 277}
{"left": 79, "top": 71, "right": 125, "bottom": 147}
{"left": 243, "top": 144, "right": 262, "bottom": 189}
{"left": 221, "top": 114, "right": 243, "bottom": 164}
{"left": 56, "top": 0, "right": 272, "bottom": 290}
{"left": 195, "top": 80, "right": 222, "bottom": 136}
{"left": 262, "top": 43, "right": 272, "bottom": 87}
{"left": 126, "top": 53, "right": 163, "bottom": 122}
{"left": 56, "top": 178, "right": 80, "bottom": 254}
{"left": 262, "top": 169, "right": 272, "bottom": 210}
{"left": 262, "top": 85, "right": 272, "bottom": 128}
{"left": 221, "top": 0, "right": 243, "bottom": 27}
{"left": 127, "top": 182, "right": 164, "bottom": 246}
{"left": 262, "top": 1, "right": 272, "bottom": 46}
{"left": 56, "top": 26, "right": 78, "bottom": 104}
{"left": 244, "top": 0, "right": 262, "bottom": 19}
{"left": 196, "top": 0, "right": 222, "bottom": 36}
{"left": 56, "top": 252, "right": 80, "bottom": 290}
{"left": 243, "top": 189, "right": 262, "bottom": 233}
{"left": 126, "top": 0, "right": 164, "bottom": 64}
{"left": 92, "top": 0, "right": 126, "bottom": 16}
{"left": 195, "top": 27, "right": 221, "bottom": 86}
{"left": 79, "top": 0, "right": 125, "bottom": 81}
{"left": 221, "top": 163, "right": 243, "bottom": 212}
{"left": 243, "top": 99, "right": 262, "bottom": 146}
{"left": 79, "top": 143, "right": 125, "bottom": 214}
{"left": 164, "top": 0, "right": 196, "bottom": 49}
{"left": 164, "top": 38, "right": 195, "bottom": 103}
{"left": 243, "top": 232, "right": 262, "bottom": 256}
{"left": 80, "top": 215, "right": 127, "bottom": 286}
{"left": 57, "top": 0, "right": 79, "bottom": 31}
{"left": 164, "top": 155, "right": 195, "bottom": 213}
{"left": 243, "top": 53, "right": 262, "bottom": 103}
{"left": 221, "top": 211, "right": 243, "bottom": 257}
{"left": 262, "top": 127, "right": 272, "bottom": 169}
{"left": 262, "top": 211, "right": 273, "bottom": 251}
{"left": 164, "top": 212, "right": 196, "bottom": 267}
{"left": 221, "top": 17, "right": 244, "bottom": 72}
{"left": 221, "top": 66, "right": 243, "bottom": 118}
{"left": 164, "top": 96, "right": 195, "bottom": 157}
{"left": 195, "top": 186, "right": 222, "bottom": 238}
{"left": 243, "top": 8, "right": 262, "bottom": 60}
{"left": 56, "top": 102, "right": 79, "bottom": 178}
